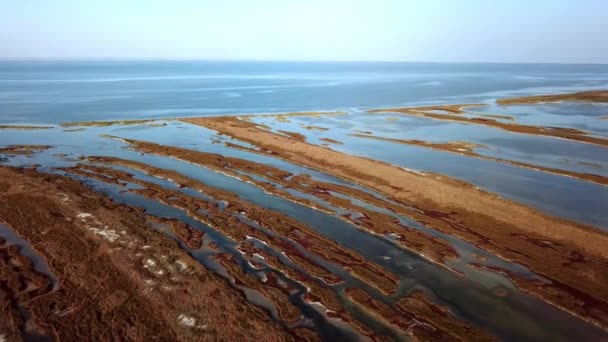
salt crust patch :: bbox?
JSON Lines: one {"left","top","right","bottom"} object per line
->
{"left": 177, "top": 314, "right": 207, "bottom": 330}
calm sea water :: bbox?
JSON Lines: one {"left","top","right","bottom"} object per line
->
{"left": 1, "top": 60, "right": 608, "bottom": 124}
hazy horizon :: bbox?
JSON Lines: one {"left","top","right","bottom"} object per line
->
{"left": 1, "top": 58, "right": 608, "bottom": 65}
{"left": 1, "top": 0, "right": 608, "bottom": 64}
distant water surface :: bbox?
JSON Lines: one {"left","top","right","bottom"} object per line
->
{"left": 1, "top": 60, "right": 608, "bottom": 123}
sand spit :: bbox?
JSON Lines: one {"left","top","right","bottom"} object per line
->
{"left": 369, "top": 105, "right": 608, "bottom": 147}
{"left": 183, "top": 115, "right": 608, "bottom": 329}
{"left": 349, "top": 134, "right": 608, "bottom": 186}
{"left": 60, "top": 119, "right": 167, "bottom": 127}
{"left": 477, "top": 113, "right": 515, "bottom": 121}
{"left": 238, "top": 111, "right": 347, "bottom": 120}
{"left": 0, "top": 125, "right": 53, "bottom": 130}
{"left": 62, "top": 159, "right": 494, "bottom": 340}
{"left": 497, "top": 90, "right": 608, "bottom": 105}
{"left": 0, "top": 166, "right": 295, "bottom": 341}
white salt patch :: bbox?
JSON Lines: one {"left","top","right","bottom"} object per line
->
{"left": 400, "top": 167, "right": 426, "bottom": 176}
{"left": 89, "top": 227, "right": 120, "bottom": 243}
{"left": 77, "top": 213, "right": 93, "bottom": 219}
{"left": 145, "top": 259, "right": 156, "bottom": 267}
{"left": 174, "top": 260, "right": 188, "bottom": 272}
{"left": 252, "top": 253, "right": 266, "bottom": 261}
{"left": 177, "top": 314, "right": 196, "bottom": 327}
{"left": 386, "top": 233, "right": 401, "bottom": 241}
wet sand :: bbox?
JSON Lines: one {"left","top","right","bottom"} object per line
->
{"left": 183, "top": 115, "right": 608, "bottom": 329}
{"left": 349, "top": 134, "right": 608, "bottom": 186}
{"left": 0, "top": 166, "right": 296, "bottom": 341}
{"left": 496, "top": 90, "right": 608, "bottom": 105}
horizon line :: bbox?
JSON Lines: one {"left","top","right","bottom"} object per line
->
{"left": 0, "top": 57, "right": 607, "bottom": 66}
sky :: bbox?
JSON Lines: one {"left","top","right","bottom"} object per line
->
{"left": 1, "top": 0, "right": 607, "bottom": 63}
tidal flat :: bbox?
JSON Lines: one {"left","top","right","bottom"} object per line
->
{"left": 1, "top": 84, "right": 608, "bottom": 341}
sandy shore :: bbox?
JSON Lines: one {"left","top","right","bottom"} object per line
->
{"left": 183, "top": 115, "right": 608, "bottom": 329}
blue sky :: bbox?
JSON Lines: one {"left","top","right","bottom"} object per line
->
{"left": 1, "top": 0, "right": 607, "bottom": 63}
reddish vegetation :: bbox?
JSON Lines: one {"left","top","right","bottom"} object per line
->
{"left": 62, "top": 160, "right": 399, "bottom": 296}
{"left": 0, "top": 166, "right": 298, "bottom": 341}
{"left": 215, "top": 253, "right": 302, "bottom": 323}
{"left": 346, "top": 288, "right": 495, "bottom": 341}
{"left": 148, "top": 216, "right": 204, "bottom": 249}
{"left": 182, "top": 115, "right": 608, "bottom": 329}
{"left": 102, "top": 139, "right": 458, "bottom": 268}
{"left": 56, "top": 156, "right": 498, "bottom": 339}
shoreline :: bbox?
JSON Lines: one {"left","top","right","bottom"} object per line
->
{"left": 182, "top": 114, "right": 608, "bottom": 329}
{"left": 2, "top": 89, "right": 608, "bottom": 338}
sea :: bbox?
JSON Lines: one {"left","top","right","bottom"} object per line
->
{"left": 1, "top": 60, "right": 608, "bottom": 124}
